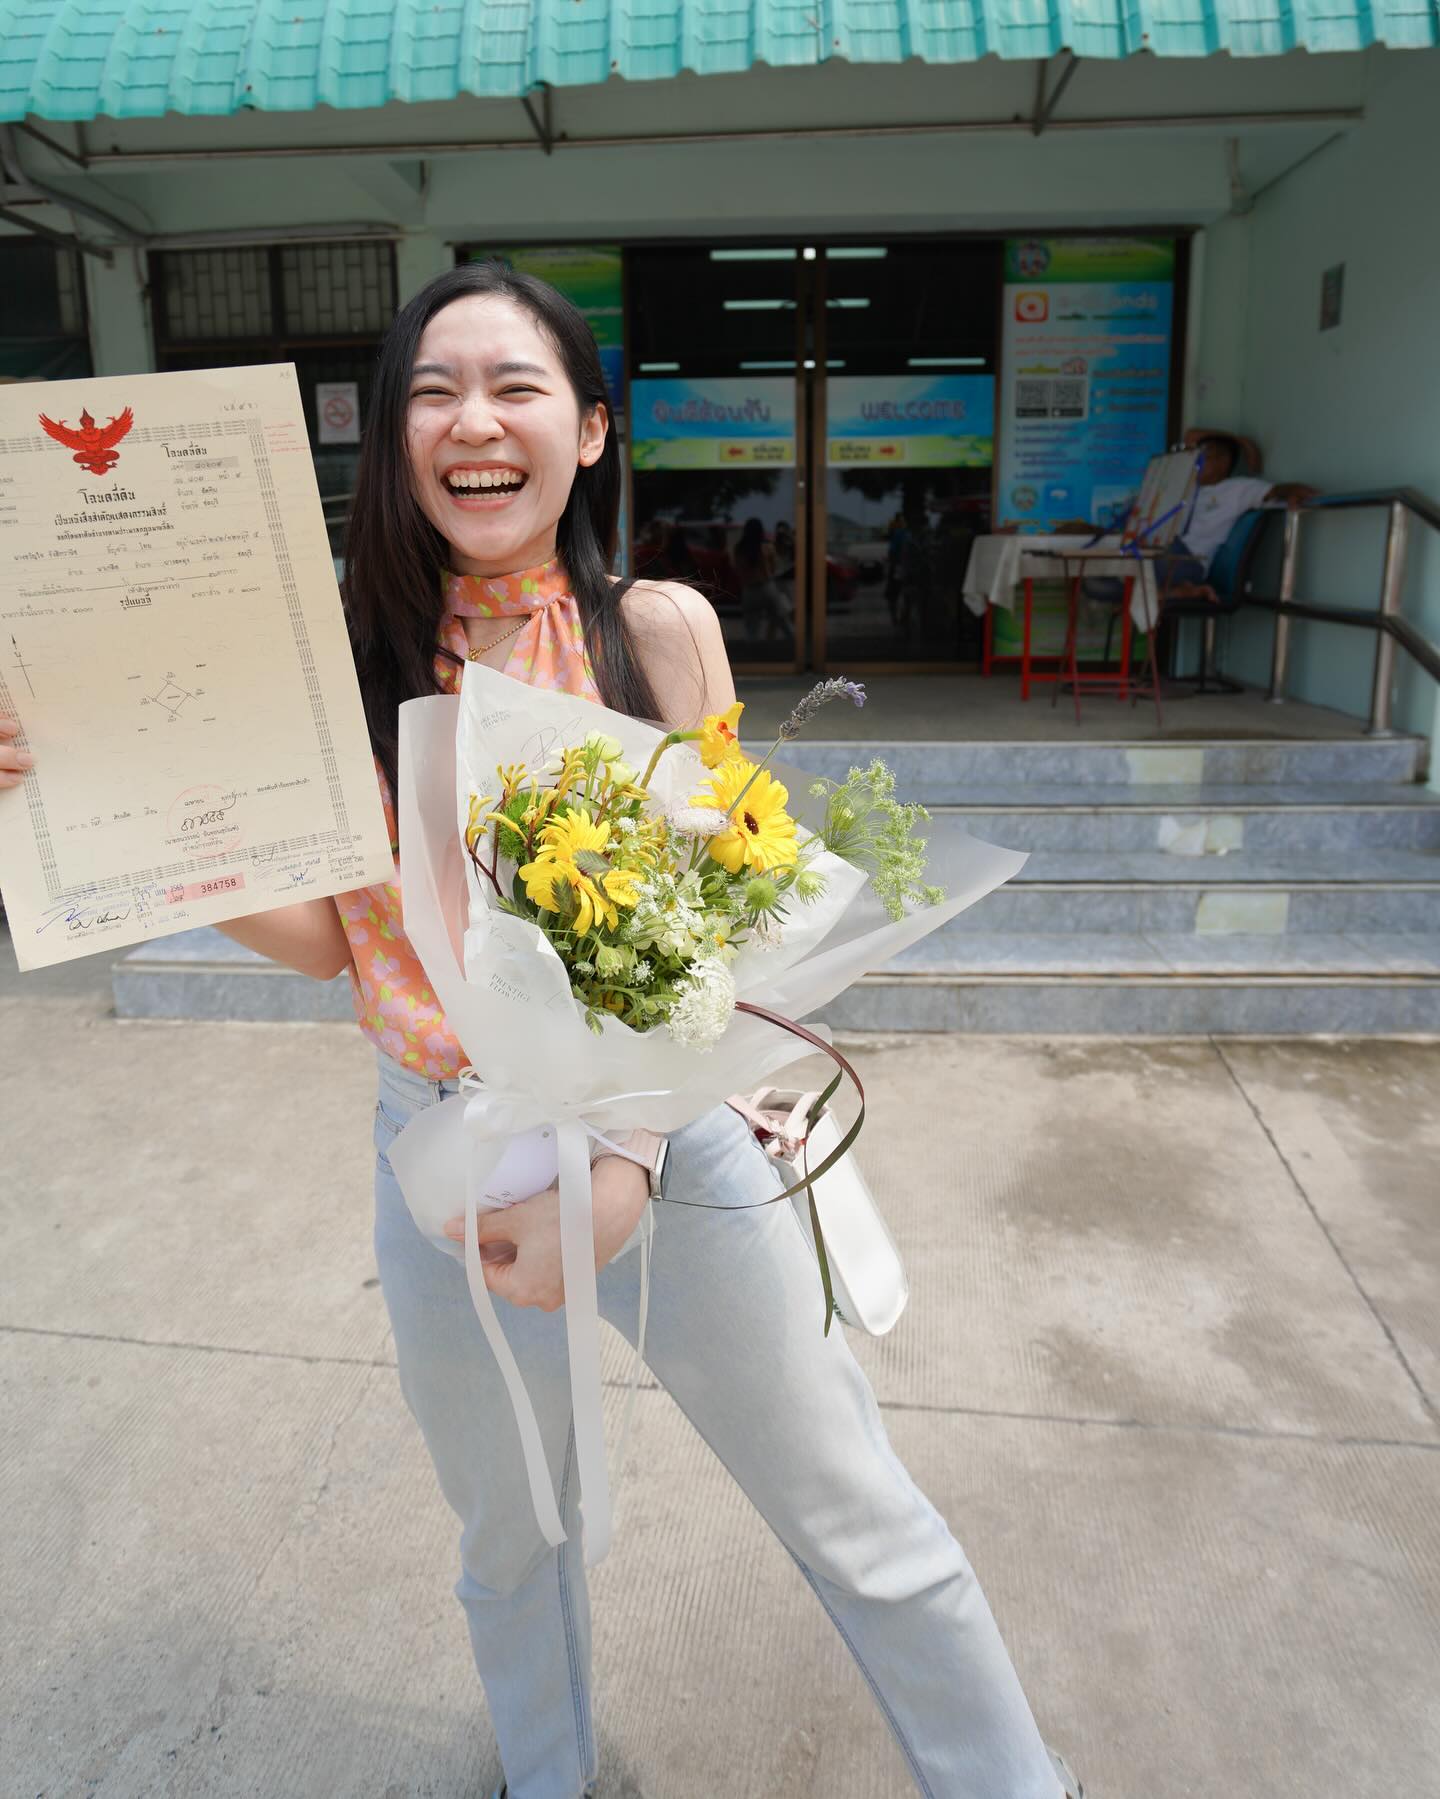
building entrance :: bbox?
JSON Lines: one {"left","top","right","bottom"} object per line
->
{"left": 626, "top": 240, "right": 1000, "bottom": 674}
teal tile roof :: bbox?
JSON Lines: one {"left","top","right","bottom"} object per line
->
{"left": 2, "top": 0, "right": 1436, "bottom": 122}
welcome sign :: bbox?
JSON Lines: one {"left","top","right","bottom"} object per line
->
{"left": 826, "top": 375, "right": 995, "bottom": 468}
{"left": 629, "top": 378, "right": 795, "bottom": 470}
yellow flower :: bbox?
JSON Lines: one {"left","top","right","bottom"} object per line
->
{"left": 697, "top": 702, "right": 745, "bottom": 769}
{"left": 519, "top": 808, "right": 642, "bottom": 935}
{"left": 547, "top": 746, "right": 588, "bottom": 800}
{"left": 696, "top": 760, "right": 798, "bottom": 875}
{"left": 464, "top": 791, "right": 494, "bottom": 858}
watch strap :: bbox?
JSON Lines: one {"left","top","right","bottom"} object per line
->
{"left": 589, "top": 1127, "right": 665, "bottom": 1182}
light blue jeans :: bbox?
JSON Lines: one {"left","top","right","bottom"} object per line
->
{"left": 372, "top": 1048, "right": 1064, "bottom": 1799}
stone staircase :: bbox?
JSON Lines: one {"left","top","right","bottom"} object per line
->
{"left": 783, "top": 734, "right": 1440, "bottom": 1034}
{"left": 113, "top": 732, "right": 1440, "bottom": 1036}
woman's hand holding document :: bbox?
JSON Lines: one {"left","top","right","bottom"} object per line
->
{"left": 0, "top": 365, "right": 393, "bottom": 971}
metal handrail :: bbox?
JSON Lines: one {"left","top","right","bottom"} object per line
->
{"left": 1306, "top": 486, "right": 1440, "bottom": 532}
{"left": 1258, "top": 488, "right": 1440, "bottom": 737}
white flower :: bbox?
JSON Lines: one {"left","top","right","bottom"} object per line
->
{"left": 754, "top": 913, "right": 785, "bottom": 951}
{"left": 626, "top": 872, "right": 706, "bottom": 955}
{"left": 583, "top": 731, "right": 624, "bottom": 763}
{"left": 665, "top": 958, "right": 737, "bottom": 1053}
{"left": 668, "top": 804, "right": 730, "bottom": 839}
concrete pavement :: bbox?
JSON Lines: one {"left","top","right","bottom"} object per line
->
{"left": 3, "top": 926, "right": 1439, "bottom": 1797}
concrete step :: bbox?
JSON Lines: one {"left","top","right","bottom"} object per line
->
{"left": 934, "top": 841, "right": 1440, "bottom": 935}
{"left": 780, "top": 734, "right": 1426, "bottom": 800}
{"left": 946, "top": 885, "right": 1439, "bottom": 935}
{"left": 113, "top": 927, "right": 353, "bottom": 1023}
{"left": 817, "top": 971, "right": 1440, "bottom": 1035}
{"left": 939, "top": 783, "right": 1440, "bottom": 854}
{"left": 888, "top": 932, "right": 1440, "bottom": 976}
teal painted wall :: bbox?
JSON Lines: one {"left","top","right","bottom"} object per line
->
{"left": 1212, "top": 52, "right": 1440, "bottom": 759}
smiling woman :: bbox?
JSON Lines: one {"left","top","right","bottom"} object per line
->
{"left": 304, "top": 259, "right": 1076, "bottom": 1799}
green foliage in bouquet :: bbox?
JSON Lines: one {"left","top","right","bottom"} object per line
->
{"left": 809, "top": 759, "right": 946, "bottom": 923}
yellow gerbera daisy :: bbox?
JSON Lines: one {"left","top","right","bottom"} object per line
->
{"left": 519, "top": 808, "right": 642, "bottom": 935}
{"left": 696, "top": 760, "right": 798, "bottom": 875}
{"left": 697, "top": 702, "right": 745, "bottom": 769}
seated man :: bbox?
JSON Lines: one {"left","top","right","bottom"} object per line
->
{"left": 1168, "top": 434, "right": 1318, "bottom": 600}
{"left": 1055, "top": 435, "right": 1316, "bottom": 603}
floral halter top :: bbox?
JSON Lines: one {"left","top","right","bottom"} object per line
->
{"left": 334, "top": 558, "right": 601, "bottom": 1078}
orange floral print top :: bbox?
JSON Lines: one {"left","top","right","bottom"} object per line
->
{"left": 335, "top": 559, "right": 600, "bottom": 1079}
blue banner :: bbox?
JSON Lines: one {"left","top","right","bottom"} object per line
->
{"left": 996, "top": 238, "right": 1175, "bottom": 532}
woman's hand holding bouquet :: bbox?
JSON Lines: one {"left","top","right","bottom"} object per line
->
{"left": 442, "top": 1152, "right": 651, "bottom": 1311}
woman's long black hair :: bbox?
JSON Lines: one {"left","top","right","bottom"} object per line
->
{"left": 343, "top": 261, "right": 662, "bottom": 804}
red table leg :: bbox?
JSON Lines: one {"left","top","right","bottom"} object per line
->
{"left": 1118, "top": 580, "right": 1134, "bottom": 702}
{"left": 1067, "top": 573, "right": 1082, "bottom": 723}
{"left": 1021, "top": 577, "right": 1033, "bottom": 701}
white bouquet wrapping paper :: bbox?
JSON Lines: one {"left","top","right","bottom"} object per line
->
{"left": 387, "top": 665, "right": 1026, "bottom": 1565}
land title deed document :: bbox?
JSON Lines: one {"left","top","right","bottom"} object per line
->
{"left": 0, "top": 364, "right": 394, "bottom": 971}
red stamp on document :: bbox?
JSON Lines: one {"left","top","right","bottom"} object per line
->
{"left": 159, "top": 874, "right": 247, "bottom": 905}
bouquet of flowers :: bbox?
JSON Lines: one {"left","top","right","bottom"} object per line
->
{"left": 462, "top": 680, "right": 938, "bottom": 1045}
{"left": 388, "top": 666, "right": 1025, "bottom": 1564}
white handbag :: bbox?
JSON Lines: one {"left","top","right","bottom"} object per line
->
{"left": 728, "top": 1088, "right": 910, "bottom": 1337}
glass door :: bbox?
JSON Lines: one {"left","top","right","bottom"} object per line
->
{"left": 627, "top": 245, "right": 813, "bottom": 671}
{"left": 624, "top": 240, "right": 1002, "bottom": 672}
{"left": 813, "top": 241, "right": 1001, "bottom": 668}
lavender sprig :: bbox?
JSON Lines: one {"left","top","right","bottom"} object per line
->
{"left": 777, "top": 679, "right": 867, "bottom": 742}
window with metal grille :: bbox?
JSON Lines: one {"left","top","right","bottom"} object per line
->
{"left": 159, "top": 248, "right": 273, "bottom": 340}
{"left": 153, "top": 241, "right": 396, "bottom": 352}
{"left": 280, "top": 242, "right": 394, "bottom": 336}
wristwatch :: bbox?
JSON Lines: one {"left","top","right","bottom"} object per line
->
{"left": 591, "top": 1128, "right": 669, "bottom": 1201}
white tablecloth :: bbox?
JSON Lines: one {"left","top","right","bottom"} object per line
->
{"left": 962, "top": 534, "right": 1160, "bottom": 630}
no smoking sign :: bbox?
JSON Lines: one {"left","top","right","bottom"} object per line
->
{"left": 316, "top": 380, "right": 361, "bottom": 445}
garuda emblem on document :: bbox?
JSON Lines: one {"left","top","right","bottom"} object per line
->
{"left": 38, "top": 405, "right": 135, "bottom": 476}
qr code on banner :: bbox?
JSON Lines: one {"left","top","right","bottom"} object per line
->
{"left": 1014, "top": 378, "right": 1089, "bottom": 420}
